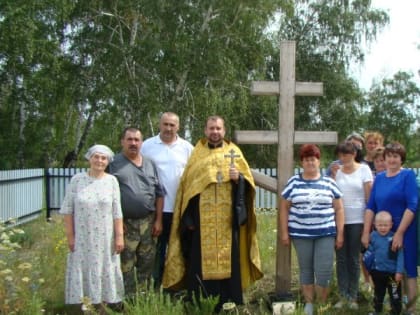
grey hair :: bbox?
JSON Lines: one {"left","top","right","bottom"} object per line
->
{"left": 84, "top": 144, "right": 114, "bottom": 162}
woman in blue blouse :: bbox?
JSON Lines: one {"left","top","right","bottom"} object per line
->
{"left": 362, "top": 142, "right": 418, "bottom": 315}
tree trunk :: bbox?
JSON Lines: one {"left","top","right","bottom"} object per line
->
{"left": 17, "top": 99, "right": 26, "bottom": 168}
{"left": 62, "top": 102, "right": 97, "bottom": 167}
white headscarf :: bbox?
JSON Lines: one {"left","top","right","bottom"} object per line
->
{"left": 84, "top": 144, "right": 114, "bottom": 162}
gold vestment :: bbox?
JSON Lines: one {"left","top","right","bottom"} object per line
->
{"left": 162, "top": 138, "right": 263, "bottom": 290}
{"left": 200, "top": 180, "right": 232, "bottom": 279}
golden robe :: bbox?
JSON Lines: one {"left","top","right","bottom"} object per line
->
{"left": 162, "top": 138, "right": 263, "bottom": 291}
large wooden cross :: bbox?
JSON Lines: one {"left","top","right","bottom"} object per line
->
{"left": 234, "top": 41, "right": 337, "bottom": 294}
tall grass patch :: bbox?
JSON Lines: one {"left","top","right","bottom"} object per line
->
{"left": 1, "top": 210, "right": 419, "bottom": 314}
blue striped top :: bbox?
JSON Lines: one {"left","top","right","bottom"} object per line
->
{"left": 282, "top": 174, "right": 343, "bottom": 239}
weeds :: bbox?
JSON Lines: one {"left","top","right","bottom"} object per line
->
{"left": 122, "top": 286, "right": 185, "bottom": 315}
{"left": 0, "top": 219, "right": 46, "bottom": 314}
{"left": 1, "top": 210, "right": 419, "bottom": 314}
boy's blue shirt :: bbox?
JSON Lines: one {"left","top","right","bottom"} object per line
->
{"left": 365, "top": 230, "right": 404, "bottom": 273}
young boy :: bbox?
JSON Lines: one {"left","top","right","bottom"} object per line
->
{"left": 363, "top": 211, "right": 404, "bottom": 315}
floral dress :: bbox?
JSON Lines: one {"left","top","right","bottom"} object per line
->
{"left": 60, "top": 172, "right": 124, "bottom": 304}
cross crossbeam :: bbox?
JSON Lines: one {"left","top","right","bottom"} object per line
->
{"left": 224, "top": 148, "right": 240, "bottom": 167}
{"left": 234, "top": 130, "right": 337, "bottom": 145}
{"left": 234, "top": 41, "right": 338, "bottom": 294}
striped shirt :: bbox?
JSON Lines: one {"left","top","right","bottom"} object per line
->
{"left": 282, "top": 174, "right": 342, "bottom": 239}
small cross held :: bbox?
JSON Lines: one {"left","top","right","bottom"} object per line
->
{"left": 224, "top": 149, "right": 240, "bottom": 167}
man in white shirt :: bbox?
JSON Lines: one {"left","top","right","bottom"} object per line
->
{"left": 141, "top": 112, "right": 194, "bottom": 287}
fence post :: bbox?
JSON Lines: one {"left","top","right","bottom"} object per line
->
{"left": 45, "top": 168, "right": 52, "bottom": 221}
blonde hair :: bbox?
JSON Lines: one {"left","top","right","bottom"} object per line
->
{"left": 364, "top": 131, "right": 384, "bottom": 145}
{"left": 372, "top": 146, "right": 385, "bottom": 160}
{"left": 375, "top": 210, "right": 392, "bottom": 223}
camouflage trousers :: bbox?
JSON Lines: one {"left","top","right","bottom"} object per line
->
{"left": 121, "top": 213, "right": 156, "bottom": 297}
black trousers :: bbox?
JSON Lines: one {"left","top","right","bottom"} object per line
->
{"left": 370, "top": 269, "right": 402, "bottom": 314}
{"left": 153, "top": 212, "right": 173, "bottom": 285}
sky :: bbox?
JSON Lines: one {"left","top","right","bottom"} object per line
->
{"left": 353, "top": 0, "right": 420, "bottom": 89}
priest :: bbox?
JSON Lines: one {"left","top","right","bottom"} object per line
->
{"left": 162, "top": 115, "right": 263, "bottom": 311}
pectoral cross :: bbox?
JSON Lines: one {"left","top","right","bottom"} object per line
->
{"left": 216, "top": 170, "right": 223, "bottom": 185}
{"left": 224, "top": 149, "right": 240, "bottom": 167}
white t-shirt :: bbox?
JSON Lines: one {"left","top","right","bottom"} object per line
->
{"left": 335, "top": 164, "right": 373, "bottom": 224}
{"left": 141, "top": 134, "right": 193, "bottom": 213}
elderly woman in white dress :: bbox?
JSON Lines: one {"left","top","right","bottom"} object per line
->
{"left": 60, "top": 144, "right": 124, "bottom": 311}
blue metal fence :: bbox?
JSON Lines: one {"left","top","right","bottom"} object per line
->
{"left": 0, "top": 169, "right": 44, "bottom": 224}
{"left": 254, "top": 168, "right": 278, "bottom": 208}
{"left": 44, "top": 168, "right": 281, "bottom": 212}
{"left": 2, "top": 167, "right": 420, "bottom": 224}
{"left": 45, "top": 168, "right": 87, "bottom": 219}
{"left": 0, "top": 167, "right": 285, "bottom": 224}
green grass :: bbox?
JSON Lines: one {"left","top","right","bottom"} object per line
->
{"left": 0, "top": 210, "right": 418, "bottom": 314}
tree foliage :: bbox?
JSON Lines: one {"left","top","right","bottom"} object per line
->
{"left": 2, "top": 0, "right": 419, "bottom": 169}
{"left": 363, "top": 71, "right": 420, "bottom": 160}
{"left": 258, "top": 0, "right": 389, "bottom": 163}
{"left": 1, "top": 0, "right": 285, "bottom": 167}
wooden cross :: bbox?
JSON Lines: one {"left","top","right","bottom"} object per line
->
{"left": 224, "top": 148, "right": 240, "bottom": 167}
{"left": 233, "top": 41, "right": 337, "bottom": 295}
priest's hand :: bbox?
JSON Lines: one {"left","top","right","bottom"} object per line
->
{"left": 229, "top": 166, "right": 239, "bottom": 183}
